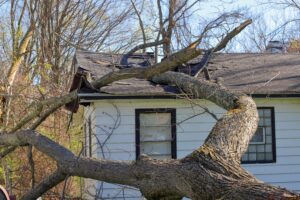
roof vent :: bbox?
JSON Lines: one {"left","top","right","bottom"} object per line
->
{"left": 266, "top": 41, "right": 285, "bottom": 53}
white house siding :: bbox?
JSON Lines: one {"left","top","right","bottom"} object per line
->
{"left": 83, "top": 98, "right": 300, "bottom": 199}
{"left": 83, "top": 105, "right": 101, "bottom": 198}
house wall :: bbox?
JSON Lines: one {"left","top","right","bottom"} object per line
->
{"left": 82, "top": 105, "right": 100, "bottom": 198}
{"left": 83, "top": 98, "right": 300, "bottom": 199}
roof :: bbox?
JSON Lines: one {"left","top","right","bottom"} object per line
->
{"left": 67, "top": 50, "right": 300, "bottom": 110}
{"left": 192, "top": 53, "right": 300, "bottom": 95}
{"left": 71, "top": 50, "right": 180, "bottom": 97}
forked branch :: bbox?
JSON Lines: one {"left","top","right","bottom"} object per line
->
{"left": 92, "top": 19, "right": 252, "bottom": 89}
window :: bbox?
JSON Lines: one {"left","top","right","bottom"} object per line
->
{"left": 242, "top": 107, "right": 276, "bottom": 163}
{"left": 135, "top": 109, "right": 176, "bottom": 160}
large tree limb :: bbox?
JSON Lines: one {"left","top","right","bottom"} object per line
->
{"left": 153, "top": 72, "right": 258, "bottom": 162}
{"left": 0, "top": 74, "right": 298, "bottom": 199}
{"left": 93, "top": 40, "right": 202, "bottom": 88}
{"left": 9, "top": 91, "right": 77, "bottom": 133}
{"left": 92, "top": 19, "right": 252, "bottom": 89}
{"left": 0, "top": 129, "right": 298, "bottom": 200}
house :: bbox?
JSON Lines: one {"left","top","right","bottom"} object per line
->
{"left": 67, "top": 50, "right": 300, "bottom": 199}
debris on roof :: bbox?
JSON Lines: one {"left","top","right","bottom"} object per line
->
{"left": 66, "top": 50, "right": 300, "bottom": 111}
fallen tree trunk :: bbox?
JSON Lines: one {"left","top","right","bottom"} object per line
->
{"left": 1, "top": 72, "right": 299, "bottom": 199}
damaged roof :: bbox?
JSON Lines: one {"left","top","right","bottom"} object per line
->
{"left": 70, "top": 50, "right": 300, "bottom": 102}
{"left": 70, "top": 50, "right": 180, "bottom": 98}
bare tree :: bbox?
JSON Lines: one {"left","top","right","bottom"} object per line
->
{"left": 238, "top": 0, "right": 300, "bottom": 53}
{"left": 0, "top": 0, "right": 133, "bottom": 197}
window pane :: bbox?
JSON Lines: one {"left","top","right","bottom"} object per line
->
{"left": 265, "top": 144, "right": 272, "bottom": 152}
{"left": 257, "top": 145, "right": 265, "bottom": 153}
{"left": 264, "top": 118, "right": 271, "bottom": 126}
{"left": 140, "top": 113, "right": 171, "bottom": 126}
{"left": 264, "top": 109, "right": 271, "bottom": 116}
{"left": 265, "top": 127, "right": 272, "bottom": 136}
{"left": 251, "top": 127, "right": 265, "bottom": 143}
{"left": 258, "top": 109, "right": 264, "bottom": 116}
{"left": 266, "top": 152, "right": 273, "bottom": 161}
{"left": 140, "top": 126, "right": 171, "bottom": 141}
{"left": 242, "top": 154, "right": 248, "bottom": 161}
{"left": 248, "top": 145, "right": 256, "bottom": 153}
{"left": 266, "top": 136, "right": 272, "bottom": 144}
{"left": 140, "top": 142, "right": 171, "bottom": 155}
{"left": 257, "top": 153, "right": 265, "bottom": 161}
{"left": 249, "top": 153, "right": 256, "bottom": 161}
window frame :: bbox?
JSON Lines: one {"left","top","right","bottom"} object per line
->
{"left": 242, "top": 107, "right": 276, "bottom": 164}
{"left": 135, "top": 108, "right": 177, "bottom": 160}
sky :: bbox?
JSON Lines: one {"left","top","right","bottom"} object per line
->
{"left": 200, "top": 0, "right": 298, "bottom": 30}
{"left": 185, "top": 0, "right": 300, "bottom": 52}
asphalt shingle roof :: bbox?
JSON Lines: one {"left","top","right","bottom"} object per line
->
{"left": 72, "top": 50, "right": 300, "bottom": 96}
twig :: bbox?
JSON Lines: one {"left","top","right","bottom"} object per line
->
{"left": 250, "top": 72, "right": 281, "bottom": 95}
{"left": 0, "top": 146, "right": 16, "bottom": 159}
{"left": 27, "top": 145, "right": 35, "bottom": 189}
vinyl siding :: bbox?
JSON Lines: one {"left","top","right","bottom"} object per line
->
{"left": 83, "top": 106, "right": 100, "bottom": 198}
{"left": 84, "top": 98, "right": 300, "bottom": 199}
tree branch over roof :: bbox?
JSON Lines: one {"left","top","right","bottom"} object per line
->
{"left": 93, "top": 19, "right": 252, "bottom": 89}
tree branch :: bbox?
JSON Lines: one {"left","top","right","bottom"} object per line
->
{"left": 7, "top": 23, "right": 35, "bottom": 85}
{"left": 120, "top": 40, "right": 164, "bottom": 65}
{"left": 212, "top": 19, "right": 252, "bottom": 52}
{"left": 131, "top": 0, "right": 146, "bottom": 53}
{"left": 94, "top": 19, "right": 252, "bottom": 89}
{"left": 2, "top": 15, "right": 294, "bottom": 199}
{"left": 0, "top": 130, "right": 298, "bottom": 199}
{"left": 10, "top": 91, "right": 77, "bottom": 133}
{"left": 93, "top": 40, "right": 203, "bottom": 88}
{"left": 0, "top": 130, "right": 181, "bottom": 198}
{"left": 0, "top": 146, "right": 16, "bottom": 159}
{"left": 20, "top": 169, "right": 67, "bottom": 200}
{"left": 153, "top": 71, "right": 258, "bottom": 162}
